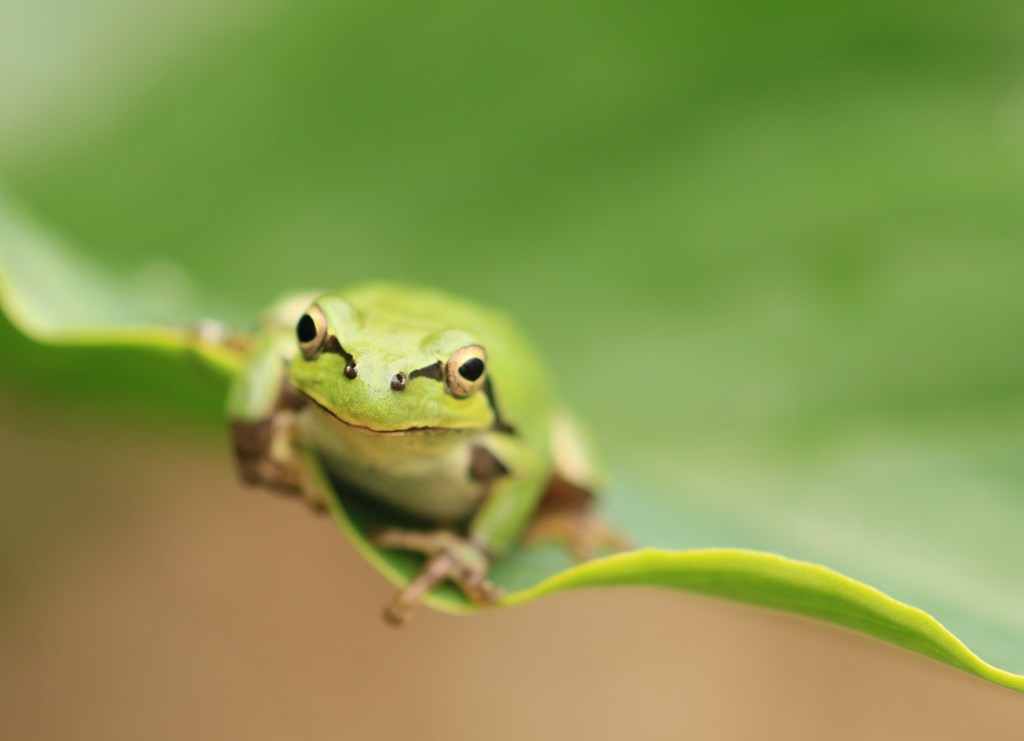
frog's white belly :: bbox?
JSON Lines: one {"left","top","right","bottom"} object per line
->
{"left": 297, "top": 406, "right": 486, "bottom": 523}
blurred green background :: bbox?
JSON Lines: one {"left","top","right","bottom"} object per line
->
{"left": 1, "top": 0, "right": 1024, "bottom": 712}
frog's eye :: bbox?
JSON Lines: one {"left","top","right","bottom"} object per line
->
{"left": 296, "top": 305, "right": 328, "bottom": 359}
{"left": 446, "top": 345, "right": 487, "bottom": 398}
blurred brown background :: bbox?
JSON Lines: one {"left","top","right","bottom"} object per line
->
{"left": 2, "top": 395, "right": 1022, "bottom": 739}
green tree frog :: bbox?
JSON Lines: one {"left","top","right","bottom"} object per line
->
{"left": 226, "top": 283, "right": 620, "bottom": 623}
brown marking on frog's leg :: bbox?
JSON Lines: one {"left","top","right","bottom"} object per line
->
{"left": 231, "top": 412, "right": 327, "bottom": 515}
{"left": 231, "top": 418, "right": 281, "bottom": 487}
{"left": 371, "top": 529, "right": 503, "bottom": 625}
{"left": 469, "top": 445, "right": 509, "bottom": 482}
{"left": 524, "top": 474, "right": 630, "bottom": 561}
{"left": 276, "top": 373, "right": 308, "bottom": 411}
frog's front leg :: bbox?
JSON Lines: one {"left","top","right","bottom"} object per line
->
{"left": 371, "top": 530, "right": 501, "bottom": 624}
{"left": 226, "top": 331, "right": 325, "bottom": 513}
{"left": 231, "top": 411, "right": 321, "bottom": 507}
{"left": 373, "top": 435, "right": 546, "bottom": 624}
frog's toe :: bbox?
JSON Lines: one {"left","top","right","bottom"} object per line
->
{"left": 453, "top": 571, "right": 504, "bottom": 606}
{"left": 381, "top": 553, "right": 455, "bottom": 626}
{"left": 371, "top": 528, "right": 462, "bottom": 554}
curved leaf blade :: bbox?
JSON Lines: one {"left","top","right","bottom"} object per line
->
{"left": 309, "top": 454, "right": 1024, "bottom": 693}
{"left": 509, "top": 550, "right": 1024, "bottom": 692}
{"left": 0, "top": 196, "right": 243, "bottom": 379}
{"left": 1, "top": 203, "right": 1022, "bottom": 694}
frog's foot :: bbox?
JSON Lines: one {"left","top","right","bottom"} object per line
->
{"left": 371, "top": 529, "right": 503, "bottom": 626}
{"left": 524, "top": 506, "right": 630, "bottom": 562}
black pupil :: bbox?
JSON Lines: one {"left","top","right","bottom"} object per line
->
{"left": 297, "top": 314, "right": 318, "bottom": 343}
{"left": 458, "top": 357, "right": 485, "bottom": 382}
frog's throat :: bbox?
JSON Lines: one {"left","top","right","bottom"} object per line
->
{"left": 298, "top": 390, "right": 477, "bottom": 437}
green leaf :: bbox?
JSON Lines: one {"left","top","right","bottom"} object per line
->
{"left": 0, "top": 196, "right": 243, "bottom": 379}
{"left": 314, "top": 456, "right": 1024, "bottom": 694}
{"left": 1, "top": 206, "right": 1021, "bottom": 694}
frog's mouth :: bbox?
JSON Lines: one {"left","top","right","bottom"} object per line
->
{"left": 300, "top": 390, "right": 462, "bottom": 436}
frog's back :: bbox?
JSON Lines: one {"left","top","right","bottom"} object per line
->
{"left": 339, "top": 282, "right": 523, "bottom": 343}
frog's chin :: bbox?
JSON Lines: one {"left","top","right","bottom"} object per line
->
{"left": 301, "top": 391, "right": 469, "bottom": 437}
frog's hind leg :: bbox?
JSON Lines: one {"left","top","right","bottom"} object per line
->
{"left": 524, "top": 475, "right": 629, "bottom": 561}
{"left": 523, "top": 413, "right": 630, "bottom": 561}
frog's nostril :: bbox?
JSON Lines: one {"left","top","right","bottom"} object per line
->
{"left": 390, "top": 372, "right": 408, "bottom": 391}
{"left": 344, "top": 363, "right": 358, "bottom": 379}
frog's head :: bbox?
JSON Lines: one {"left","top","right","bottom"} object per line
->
{"left": 288, "top": 294, "right": 494, "bottom": 434}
